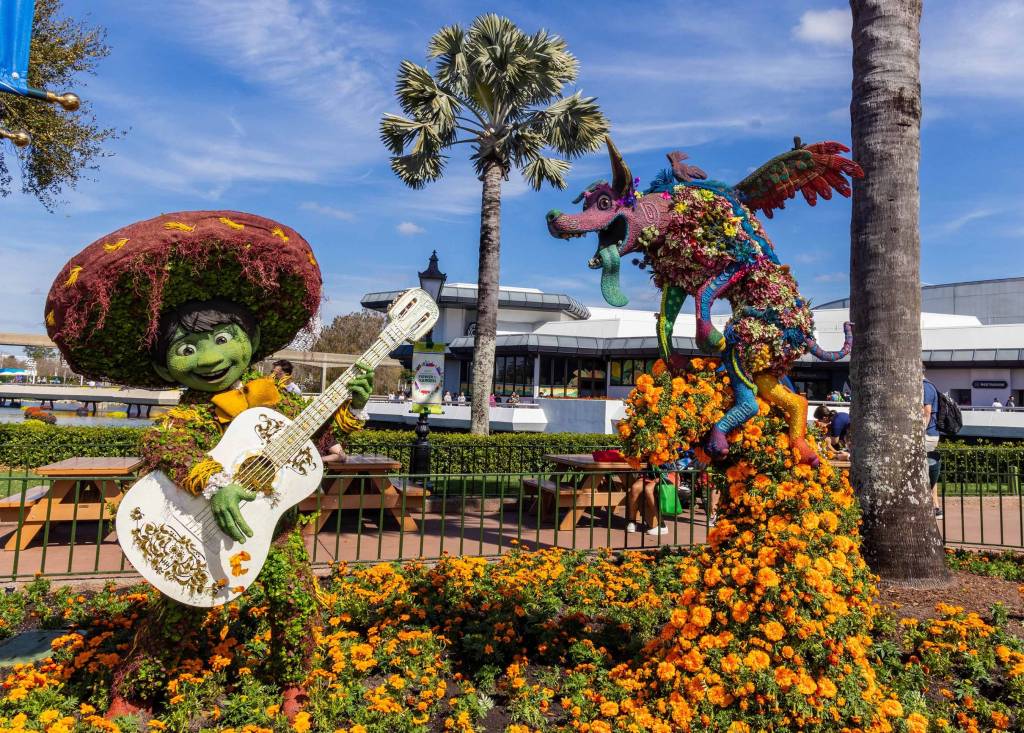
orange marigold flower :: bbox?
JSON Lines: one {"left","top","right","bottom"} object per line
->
{"left": 816, "top": 677, "right": 837, "bottom": 698}
{"left": 600, "top": 701, "right": 620, "bottom": 717}
{"left": 743, "top": 649, "right": 770, "bottom": 671}
{"left": 763, "top": 621, "right": 785, "bottom": 642}
{"left": 880, "top": 699, "right": 904, "bottom": 718}
{"left": 757, "top": 567, "right": 781, "bottom": 588}
{"left": 731, "top": 565, "right": 753, "bottom": 586}
{"left": 690, "top": 606, "right": 712, "bottom": 628}
{"left": 656, "top": 661, "right": 677, "bottom": 682}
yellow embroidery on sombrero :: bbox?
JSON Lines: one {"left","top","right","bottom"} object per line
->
{"left": 271, "top": 227, "right": 289, "bottom": 242}
{"left": 307, "top": 251, "right": 317, "bottom": 266}
{"left": 219, "top": 217, "right": 244, "bottom": 230}
{"left": 163, "top": 222, "right": 195, "bottom": 232}
{"left": 45, "top": 310, "right": 55, "bottom": 327}
{"left": 102, "top": 238, "right": 129, "bottom": 252}
{"left": 63, "top": 266, "right": 83, "bottom": 287}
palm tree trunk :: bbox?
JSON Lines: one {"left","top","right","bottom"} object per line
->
{"left": 470, "top": 161, "right": 503, "bottom": 435}
{"left": 849, "top": 0, "right": 947, "bottom": 583}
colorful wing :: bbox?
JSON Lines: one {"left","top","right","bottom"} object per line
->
{"left": 734, "top": 140, "right": 864, "bottom": 218}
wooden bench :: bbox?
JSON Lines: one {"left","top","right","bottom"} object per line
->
{"left": 387, "top": 479, "right": 432, "bottom": 514}
{"left": 0, "top": 486, "right": 50, "bottom": 524}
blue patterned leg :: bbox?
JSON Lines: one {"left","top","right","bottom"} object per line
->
{"left": 704, "top": 348, "right": 759, "bottom": 458}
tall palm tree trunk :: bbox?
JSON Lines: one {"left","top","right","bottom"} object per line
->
{"left": 470, "top": 161, "right": 503, "bottom": 435}
{"left": 849, "top": 0, "right": 947, "bottom": 582}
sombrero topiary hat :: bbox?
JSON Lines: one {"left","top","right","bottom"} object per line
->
{"left": 45, "top": 210, "right": 322, "bottom": 388}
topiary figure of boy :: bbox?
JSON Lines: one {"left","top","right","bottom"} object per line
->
{"left": 45, "top": 211, "right": 372, "bottom": 719}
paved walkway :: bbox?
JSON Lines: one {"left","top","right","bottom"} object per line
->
{"left": 0, "top": 495, "right": 1017, "bottom": 580}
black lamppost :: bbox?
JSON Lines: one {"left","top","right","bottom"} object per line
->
{"left": 411, "top": 251, "right": 447, "bottom": 478}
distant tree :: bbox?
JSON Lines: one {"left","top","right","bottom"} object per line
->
{"left": 1, "top": 355, "right": 26, "bottom": 369}
{"left": 309, "top": 310, "right": 399, "bottom": 393}
{"left": 23, "top": 346, "right": 56, "bottom": 362}
{"left": 381, "top": 14, "right": 608, "bottom": 434}
{"left": 0, "top": 0, "right": 119, "bottom": 209}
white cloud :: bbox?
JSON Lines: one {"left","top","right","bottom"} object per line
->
{"left": 923, "top": 1, "right": 1024, "bottom": 98}
{"left": 794, "top": 9, "right": 851, "bottom": 46}
{"left": 935, "top": 207, "right": 1002, "bottom": 236}
{"left": 814, "top": 272, "right": 849, "bottom": 284}
{"left": 301, "top": 202, "right": 355, "bottom": 221}
{"left": 397, "top": 221, "right": 425, "bottom": 236}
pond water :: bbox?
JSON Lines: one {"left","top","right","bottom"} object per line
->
{"left": 0, "top": 406, "right": 154, "bottom": 428}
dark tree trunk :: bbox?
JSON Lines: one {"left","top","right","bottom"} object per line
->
{"left": 470, "top": 161, "right": 502, "bottom": 435}
{"left": 849, "top": 0, "right": 948, "bottom": 583}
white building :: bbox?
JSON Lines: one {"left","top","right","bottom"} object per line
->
{"left": 361, "top": 276, "right": 1024, "bottom": 434}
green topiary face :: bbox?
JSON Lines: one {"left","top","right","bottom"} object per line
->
{"left": 153, "top": 323, "right": 258, "bottom": 392}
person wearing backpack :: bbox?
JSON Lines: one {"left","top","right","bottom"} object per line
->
{"left": 923, "top": 377, "right": 943, "bottom": 519}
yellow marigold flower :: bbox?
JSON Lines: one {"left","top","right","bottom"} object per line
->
{"left": 743, "top": 649, "right": 770, "bottom": 671}
{"left": 757, "top": 567, "right": 781, "bottom": 588}
{"left": 292, "top": 711, "right": 312, "bottom": 732}
{"left": 763, "top": 621, "right": 785, "bottom": 641}
{"left": 147, "top": 722, "right": 167, "bottom": 731}
{"left": 728, "top": 722, "right": 751, "bottom": 733}
{"left": 39, "top": 710, "right": 60, "bottom": 724}
{"left": 880, "top": 699, "right": 904, "bottom": 718}
{"left": 599, "top": 701, "right": 620, "bottom": 717}
{"left": 816, "top": 677, "right": 837, "bottom": 697}
{"left": 905, "top": 712, "right": 929, "bottom": 733}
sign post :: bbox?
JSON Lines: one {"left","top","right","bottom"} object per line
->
{"left": 410, "top": 341, "right": 445, "bottom": 478}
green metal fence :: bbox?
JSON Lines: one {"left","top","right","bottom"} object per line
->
{"left": 0, "top": 448, "right": 1022, "bottom": 582}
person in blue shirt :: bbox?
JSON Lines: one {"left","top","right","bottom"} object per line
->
{"left": 923, "top": 377, "right": 942, "bottom": 519}
{"left": 813, "top": 405, "right": 851, "bottom": 457}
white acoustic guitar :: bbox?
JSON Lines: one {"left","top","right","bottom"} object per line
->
{"left": 116, "top": 288, "right": 438, "bottom": 606}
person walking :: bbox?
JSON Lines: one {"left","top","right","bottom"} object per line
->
{"left": 271, "top": 359, "right": 303, "bottom": 395}
{"left": 992, "top": 397, "right": 1003, "bottom": 412}
{"left": 1006, "top": 394, "right": 1016, "bottom": 409}
{"left": 457, "top": 392, "right": 466, "bottom": 405}
{"left": 443, "top": 390, "right": 453, "bottom": 405}
{"left": 923, "top": 377, "right": 942, "bottom": 519}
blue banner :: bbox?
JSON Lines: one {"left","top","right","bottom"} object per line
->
{"left": 0, "top": 0, "right": 35, "bottom": 96}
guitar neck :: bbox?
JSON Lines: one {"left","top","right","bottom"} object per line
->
{"left": 263, "top": 323, "right": 405, "bottom": 466}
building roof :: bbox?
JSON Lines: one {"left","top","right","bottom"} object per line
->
{"left": 361, "top": 284, "right": 590, "bottom": 320}
{"left": 818, "top": 277, "right": 1024, "bottom": 325}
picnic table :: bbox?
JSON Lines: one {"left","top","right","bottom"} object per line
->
{"left": 298, "top": 454, "right": 429, "bottom": 535}
{"left": 0, "top": 457, "right": 142, "bottom": 551}
{"left": 534, "top": 454, "right": 641, "bottom": 531}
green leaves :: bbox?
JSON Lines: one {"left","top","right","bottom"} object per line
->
{"left": 522, "top": 156, "right": 570, "bottom": 191}
{"left": 381, "top": 13, "right": 608, "bottom": 191}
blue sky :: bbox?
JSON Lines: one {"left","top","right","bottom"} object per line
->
{"left": 0, "top": 0, "right": 1021, "bottom": 335}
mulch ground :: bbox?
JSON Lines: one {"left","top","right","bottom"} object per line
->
{"left": 878, "top": 570, "right": 1024, "bottom": 638}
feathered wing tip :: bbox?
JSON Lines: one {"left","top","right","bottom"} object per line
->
{"left": 734, "top": 140, "right": 864, "bottom": 219}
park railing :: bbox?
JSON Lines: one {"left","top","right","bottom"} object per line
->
{"left": 0, "top": 444, "right": 1022, "bottom": 582}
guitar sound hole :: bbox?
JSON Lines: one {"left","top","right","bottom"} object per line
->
{"left": 235, "top": 455, "right": 276, "bottom": 496}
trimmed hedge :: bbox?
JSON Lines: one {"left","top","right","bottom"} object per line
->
{"left": 349, "top": 430, "right": 617, "bottom": 474}
{"left": 0, "top": 423, "right": 141, "bottom": 468}
{"left": 0, "top": 423, "right": 617, "bottom": 473}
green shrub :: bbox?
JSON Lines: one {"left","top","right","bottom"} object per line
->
{"left": 0, "top": 423, "right": 617, "bottom": 473}
{"left": 0, "top": 423, "right": 141, "bottom": 468}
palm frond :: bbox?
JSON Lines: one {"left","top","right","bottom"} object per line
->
{"left": 394, "top": 60, "right": 460, "bottom": 134}
{"left": 428, "top": 24, "right": 468, "bottom": 95}
{"left": 522, "top": 155, "right": 571, "bottom": 190}
{"left": 379, "top": 114, "right": 427, "bottom": 155}
{"left": 390, "top": 148, "right": 446, "bottom": 189}
{"left": 532, "top": 92, "right": 609, "bottom": 158}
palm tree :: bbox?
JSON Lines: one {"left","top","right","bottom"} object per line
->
{"left": 849, "top": 0, "right": 948, "bottom": 582}
{"left": 380, "top": 14, "right": 609, "bottom": 434}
